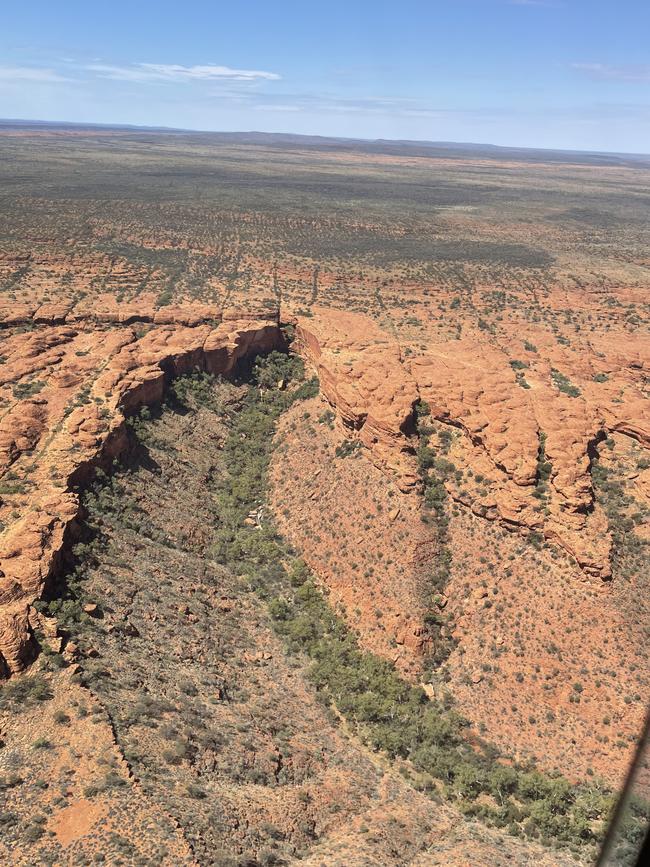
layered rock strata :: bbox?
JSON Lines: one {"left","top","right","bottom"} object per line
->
{"left": 0, "top": 307, "right": 282, "bottom": 675}
{"left": 1, "top": 303, "right": 648, "bottom": 675}
{"left": 293, "top": 308, "right": 649, "bottom": 579}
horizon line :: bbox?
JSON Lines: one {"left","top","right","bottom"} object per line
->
{"left": 1, "top": 116, "right": 649, "bottom": 160}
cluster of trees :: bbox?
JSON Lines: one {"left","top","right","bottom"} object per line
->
{"left": 414, "top": 401, "right": 456, "bottom": 665}
{"left": 550, "top": 368, "right": 581, "bottom": 398}
{"left": 199, "top": 357, "right": 625, "bottom": 856}
{"left": 29, "top": 349, "right": 646, "bottom": 861}
{"left": 592, "top": 454, "right": 649, "bottom": 584}
{"left": 534, "top": 431, "right": 553, "bottom": 505}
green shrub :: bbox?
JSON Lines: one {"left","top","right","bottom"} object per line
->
{"left": 335, "top": 439, "right": 362, "bottom": 458}
{"left": 551, "top": 368, "right": 581, "bottom": 398}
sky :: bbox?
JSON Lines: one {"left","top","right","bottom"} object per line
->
{"left": 1, "top": 0, "right": 649, "bottom": 153}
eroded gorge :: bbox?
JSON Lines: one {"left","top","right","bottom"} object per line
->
{"left": 1, "top": 129, "right": 649, "bottom": 865}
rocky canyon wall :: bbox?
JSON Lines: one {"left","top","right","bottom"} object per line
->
{"left": 1, "top": 301, "right": 649, "bottom": 677}
{"left": 0, "top": 305, "right": 283, "bottom": 675}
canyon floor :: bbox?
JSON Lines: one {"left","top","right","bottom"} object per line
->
{"left": 0, "top": 128, "right": 649, "bottom": 865}
{"left": 1, "top": 370, "right": 586, "bottom": 866}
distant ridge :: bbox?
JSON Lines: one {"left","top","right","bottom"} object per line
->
{"left": 1, "top": 118, "right": 648, "bottom": 167}
{"left": 0, "top": 118, "right": 184, "bottom": 133}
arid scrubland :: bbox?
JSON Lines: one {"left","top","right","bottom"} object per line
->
{"left": 0, "top": 128, "right": 648, "bottom": 864}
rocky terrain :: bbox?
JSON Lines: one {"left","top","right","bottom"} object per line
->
{"left": 1, "top": 129, "right": 649, "bottom": 864}
{"left": 0, "top": 301, "right": 283, "bottom": 676}
{"left": 1, "top": 366, "right": 588, "bottom": 866}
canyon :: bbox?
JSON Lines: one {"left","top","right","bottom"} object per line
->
{"left": 1, "top": 297, "right": 648, "bottom": 787}
{"left": 1, "top": 128, "right": 648, "bottom": 865}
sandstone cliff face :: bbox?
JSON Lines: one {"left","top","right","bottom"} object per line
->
{"left": 410, "top": 344, "right": 613, "bottom": 576}
{"left": 293, "top": 309, "right": 649, "bottom": 580}
{"left": 0, "top": 305, "right": 283, "bottom": 675}
{"left": 294, "top": 309, "right": 419, "bottom": 489}
{"left": 1, "top": 303, "right": 649, "bottom": 676}
{"left": 270, "top": 396, "right": 435, "bottom": 678}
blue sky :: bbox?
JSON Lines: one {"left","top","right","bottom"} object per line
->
{"left": 1, "top": 0, "right": 648, "bottom": 152}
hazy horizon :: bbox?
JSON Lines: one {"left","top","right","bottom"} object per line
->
{"left": 1, "top": 0, "right": 648, "bottom": 154}
{"left": 2, "top": 117, "right": 649, "bottom": 159}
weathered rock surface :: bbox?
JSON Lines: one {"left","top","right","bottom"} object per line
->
{"left": 0, "top": 305, "right": 282, "bottom": 675}
{"left": 294, "top": 311, "right": 649, "bottom": 580}
{"left": 294, "top": 308, "right": 419, "bottom": 488}
{"left": 1, "top": 301, "right": 649, "bottom": 676}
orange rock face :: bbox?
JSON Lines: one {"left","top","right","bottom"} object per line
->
{"left": 294, "top": 308, "right": 419, "bottom": 489}
{"left": 5, "top": 300, "right": 644, "bottom": 674}
{"left": 294, "top": 310, "right": 649, "bottom": 580}
{"left": 271, "top": 395, "right": 435, "bottom": 678}
{"left": 2, "top": 297, "right": 648, "bottom": 789}
{"left": 410, "top": 341, "right": 613, "bottom": 576}
{"left": 0, "top": 303, "right": 283, "bottom": 675}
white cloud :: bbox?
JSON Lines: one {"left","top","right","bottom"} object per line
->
{"left": 572, "top": 63, "right": 650, "bottom": 82}
{"left": 244, "top": 91, "right": 462, "bottom": 119}
{"left": 255, "top": 104, "right": 301, "bottom": 112}
{"left": 87, "top": 63, "right": 280, "bottom": 83}
{"left": 0, "top": 66, "right": 71, "bottom": 83}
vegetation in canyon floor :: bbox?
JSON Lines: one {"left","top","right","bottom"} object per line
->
{"left": 20, "top": 352, "right": 648, "bottom": 865}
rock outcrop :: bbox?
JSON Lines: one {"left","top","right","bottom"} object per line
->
{"left": 0, "top": 306, "right": 283, "bottom": 675}
{"left": 1, "top": 302, "right": 649, "bottom": 676}
{"left": 294, "top": 308, "right": 419, "bottom": 489}
{"left": 293, "top": 310, "right": 649, "bottom": 581}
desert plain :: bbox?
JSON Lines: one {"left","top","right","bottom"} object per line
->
{"left": 0, "top": 125, "right": 648, "bottom": 865}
